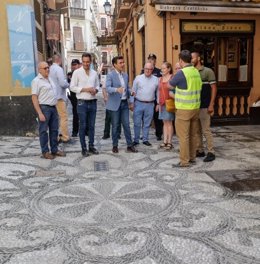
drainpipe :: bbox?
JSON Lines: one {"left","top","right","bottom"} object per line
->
{"left": 163, "top": 11, "right": 166, "bottom": 61}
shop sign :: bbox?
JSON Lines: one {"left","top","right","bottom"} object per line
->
{"left": 181, "top": 21, "right": 254, "bottom": 34}
{"left": 155, "top": 4, "right": 260, "bottom": 14}
{"left": 97, "top": 36, "right": 118, "bottom": 46}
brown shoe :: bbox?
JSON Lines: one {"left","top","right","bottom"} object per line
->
{"left": 112, "top": 146, "right": 119, "bottom": 153}
{"left": 127, "top": 146, "right": 138, "bottom": 153}
{"left": 41, "top": 152, "right": 55, "bottom": 160}
{"left": 52, "top": 150, "right": 66, "bottom": 157}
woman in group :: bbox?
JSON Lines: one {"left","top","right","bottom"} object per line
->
{"left": 156, "top": 62, "right": 175, "bottom": 150}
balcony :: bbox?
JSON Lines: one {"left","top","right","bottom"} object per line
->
{"left": 70, "top": 7, "right": 86, "bottom": 19}
{"left": 118, "top": 3, "right": 131, "bottom": 19}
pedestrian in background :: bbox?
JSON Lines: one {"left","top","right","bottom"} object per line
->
{"left": 49, "top": 54, "right": 71, "bottom": 144}
{"left": 31, "top": 61, "right": 66, "bottom": 159}
{"left": 106, "top": 56, "right": 137, "bottom": 154}
{"left": 192, "top": 51, "right": 217, "bottom": 162}
{"left": 157, "top": 62, "right": 175, "bottom": 150}
{"left": 68, "top": 59, "right": 81, "bottom": 137}
{"left": 132, "top": 62, "right": 159, "bottom": 147}
{"left": 169, "top": 50, "right": 202, "bottom": 168}
{"left": 70, "top": 53, "right": 100, "bottom": 157}
{"left": 147, "top": 53, "right": 163, "bottom": 141}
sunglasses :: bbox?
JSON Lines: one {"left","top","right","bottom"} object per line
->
{"left": 41, "top": 67, "right": 50, "bottom": 70}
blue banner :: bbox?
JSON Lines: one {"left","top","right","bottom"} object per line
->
{"left": 7, "top": 5, "right": 37, "bottom": 88}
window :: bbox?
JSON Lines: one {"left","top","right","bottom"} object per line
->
{"left": 101, "top": 17, "right": 106, "bottom": 30}
{"left": 102, "top": 52, "right": 108, "bottom": 64}
{"left": 73, "top": 26, "right": 84, "bottom": 51}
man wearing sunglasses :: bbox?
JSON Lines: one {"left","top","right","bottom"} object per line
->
{"left": 31, "top": 61, "right": 66, "bottom": 159}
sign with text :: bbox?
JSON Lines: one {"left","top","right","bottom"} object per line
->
{"left": 181, "top": 21, "right": 255, "bottom": 34}
{"left": 155, "top": 4, "right": 260, "bottom": 14}
{"left": 97, "top": 36, "right": 118, "bottom": 46}
{"left": 7, "top": 5, "right": 37, "bottom": 88}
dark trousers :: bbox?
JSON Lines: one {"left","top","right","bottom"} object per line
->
{"left": 104, "top": 109, "right": 121, "bottom": 137}
{"left": 153, "top": 102, "right": 163, "bottom": 138}
{"left": 68, "top": 92, "right": 79, "bottom": 135}
{"left": 77, "top": 100, "right": 97, "bottom": 150}
{"left": 39, "top": 105, "right": 59, "bottom": 154}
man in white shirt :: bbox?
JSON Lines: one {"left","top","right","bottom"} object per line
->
{"left": 31, "top": 61, "right": 66, "bottom": 159}
{"left": 70, "top": 53, "right": 100, "bottom": 157}
{"left": 132, "top": 62, "right": 159, "bottom": 146}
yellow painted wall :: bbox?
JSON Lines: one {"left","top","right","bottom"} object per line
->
{"left": 145, "top": 3, "right": 164, "bottom": 69}
{"left": 0, "top": 0, "right": 33, "bottom": 97}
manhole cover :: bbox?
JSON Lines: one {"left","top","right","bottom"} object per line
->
{"left": 206, "top": 169, "right": 260, "bottom": 192}
{"left": 94, "top": 161, "right": 109, "bottom": 171}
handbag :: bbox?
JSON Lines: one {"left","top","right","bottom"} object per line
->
{"left": 165, "top": 98, "right": 175, "bottom": 113}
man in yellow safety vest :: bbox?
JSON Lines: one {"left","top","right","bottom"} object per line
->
{"left": 169, "top": 50, "right": 202, "bottom": 167}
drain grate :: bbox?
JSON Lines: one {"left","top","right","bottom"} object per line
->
{"left": 94, "top": 161, "right": 109, "bottom": 172}
{"left": 206, "top": 169, "right": 260, "bottom": 192}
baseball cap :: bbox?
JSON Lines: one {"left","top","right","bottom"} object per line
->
{"left": 148, "top": 53, "right": 157, "bottom": 60}
{"left": 71, "top": 59, "right": 80, "bottom": 65}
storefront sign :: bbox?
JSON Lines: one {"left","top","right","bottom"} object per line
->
{"left": 155, "top": 4, "right": 260, "bottom": 14}
{"left": 97, "top": 36, "right": 118, "bottom": 46}
{"left": 181, "top": 21, "right": 254, "bottom": 34}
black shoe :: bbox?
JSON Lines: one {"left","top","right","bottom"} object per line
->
{"left": 102, "top": 135, "right": 110, "bottom": 139}
{"left": 143, "top": 141, "right": 152, "bottom": 146}
{"left": 196, "top": 151, "right": 206, "bottom": 157}
{"left": 133, "top": 141, "right": 139, "bottom": 146}
{"left": 156, "top": 136, "right": 162, "bottom": 141}
{"left": 112, "top": 146, "right": 119, "bottom": 153}
{"left": 127, "top": 146, "right": 138, "bottom": 153}
{"left": 59, "top": 138, "right": 74, "bottom": 144}
{"left": 81, "top": 150, "right": 89, "bottom": 157}
{"left": 72, "top": 132, "right": 78, "bottom": 137}
{"left": 189, "top": 160, "right": 196, "bottom": 165}
{"left": 89, "top": 147, "right": 99, "bottom": 155}
{"left": 118, "top": 135, "right": 121, "bottom": 139}
{"left": 203, "top": 152, "right": 215, "bottom": 162}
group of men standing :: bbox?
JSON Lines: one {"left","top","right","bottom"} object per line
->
{"left": 31, "top": 50, "right": 217, "bottom": 168}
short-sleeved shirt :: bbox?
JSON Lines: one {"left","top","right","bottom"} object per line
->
{"left": 31, "top": 73, "right": 57, "bottom": 106}
{"left": 169, "top": 64, "right": 194, "bottom": 90}
{"left": 198, "top": 66, "right": 216, "bottom": 108}
{"left": 133, "top": 74, "right": 159, "bottom": 102}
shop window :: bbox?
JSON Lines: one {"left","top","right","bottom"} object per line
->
{"left": 181, "top": 35, "right": 252, "bottom": 86}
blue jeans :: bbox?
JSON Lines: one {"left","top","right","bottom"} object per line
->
{"left": 110, "top": 100, "right": 132, "bottom": 147}
{"left": 77, "top": 99, "right": 97, "bottom": 151}
{"left": 133, "top": 101, "right": 154, "bottom": 142}
{"left": 39, "top": 105, "right": 59, "bottom": 154}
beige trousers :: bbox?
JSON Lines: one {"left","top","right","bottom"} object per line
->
{"left": 198, "top": 108, "right": 214, "bottom": 153}
{"left": 175, "top": 109, "right": 200, "bottom": 165}
{"left": 56, "top": 99, "right": 70, "bottom": 141}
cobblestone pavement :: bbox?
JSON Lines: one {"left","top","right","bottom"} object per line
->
{"left": 0, "top": 95, "right": 260, "bottom": 264}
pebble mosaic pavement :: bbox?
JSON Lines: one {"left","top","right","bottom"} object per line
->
{"left": 0, "top": 95, "right": 260, "bottom": 264}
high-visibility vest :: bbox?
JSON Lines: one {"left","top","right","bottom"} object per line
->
{"left": 175, "top": 66, "right": 202, "bottom": 110}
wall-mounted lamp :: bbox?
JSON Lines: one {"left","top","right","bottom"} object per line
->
{"left": 103, "top": 0, "right": 112, "bottom": 16}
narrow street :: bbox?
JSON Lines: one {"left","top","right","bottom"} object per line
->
{"left": 0, "top": 94, "right": 259, "bottom": 264}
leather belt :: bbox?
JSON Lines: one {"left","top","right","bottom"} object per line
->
{"left": 135, "top": 98, "right": 154, "bottom": 103}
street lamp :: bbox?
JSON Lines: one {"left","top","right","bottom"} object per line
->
{"left": 103, "top": 0, "right": 112, "bottom": 16}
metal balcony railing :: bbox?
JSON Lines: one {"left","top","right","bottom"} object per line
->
{"left": 70, "top": 7, "right": 86, "bottom": 19}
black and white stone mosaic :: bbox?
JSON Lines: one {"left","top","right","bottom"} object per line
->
{"left": 0, "top": 96, "right": 260, "bottom": 263}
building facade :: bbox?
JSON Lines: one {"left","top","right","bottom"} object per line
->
{"left": 114, "top": 0, "right": 260, "bottom": 125}
{"left": 66, "top": 0, "right": 101, "bottom": 71}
